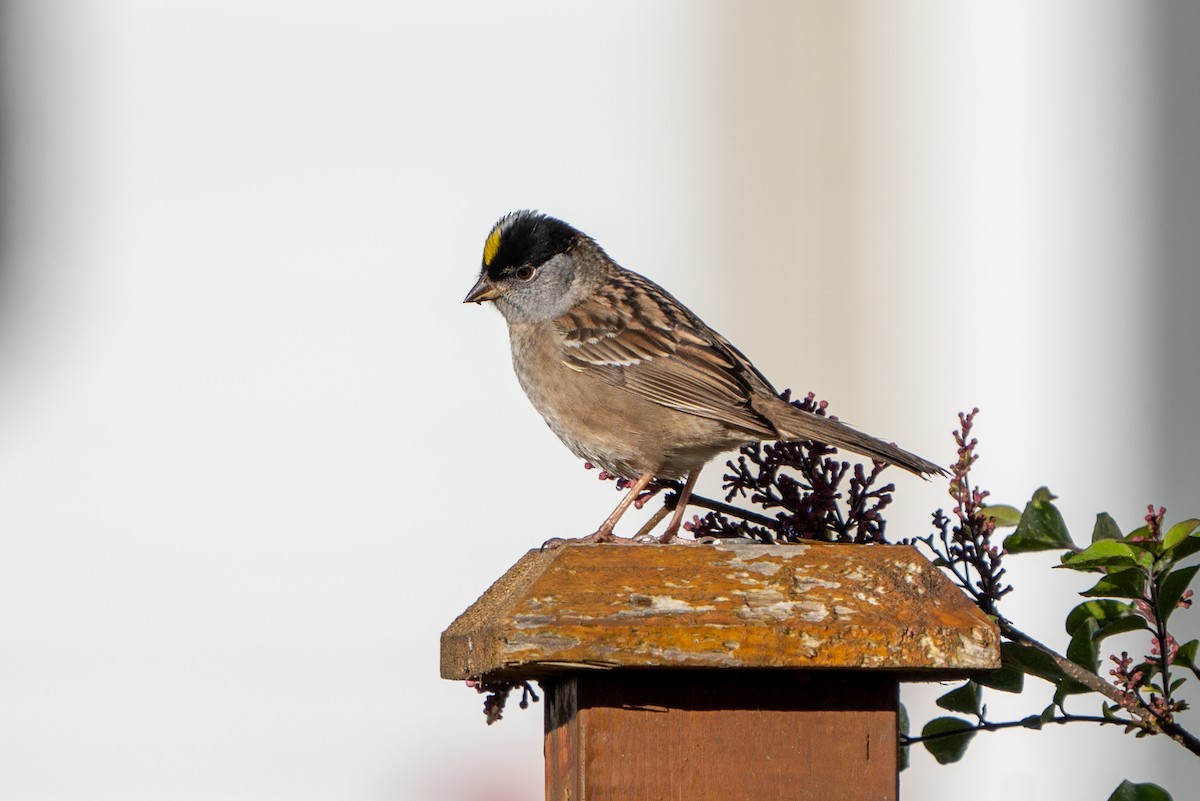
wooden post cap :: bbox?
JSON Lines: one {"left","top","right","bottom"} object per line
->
{"left": 441, "top": 541, "right": 1000, "bottom": 681}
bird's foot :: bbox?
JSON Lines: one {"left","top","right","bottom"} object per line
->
{"left": 540, "top": 528, "right": 638, "bottom": 550}
{"left": 657, "top": 519, "right": 693, "bottom": 544}
{"left": 657, "top": 530, "right": 706, "bottom": 546}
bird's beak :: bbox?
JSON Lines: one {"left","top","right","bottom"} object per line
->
{"left": 463, "top": 274, "right": 501, "bottom": 304}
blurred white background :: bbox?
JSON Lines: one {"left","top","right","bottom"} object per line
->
{"left": 1, "top": 2, "right": 1197, "bottom": 799}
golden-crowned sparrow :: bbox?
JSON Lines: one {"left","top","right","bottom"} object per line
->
{"left": 464, "top": 211, "right": 944, "bottom": 543}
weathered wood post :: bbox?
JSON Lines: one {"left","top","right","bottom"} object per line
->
{"left": 441, "top": 540, "right": 1000, "bottom": 801}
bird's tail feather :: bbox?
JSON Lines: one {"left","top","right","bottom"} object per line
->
{"left": 773, "top": 406, "right": 946, "bottom": 478}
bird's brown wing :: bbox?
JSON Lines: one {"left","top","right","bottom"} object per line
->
{"left": 554, "top": 272, "right": 776, "bottom": 438}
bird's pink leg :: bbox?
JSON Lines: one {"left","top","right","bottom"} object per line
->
{"left": 542, "top": 471, "right": 657, "bottom": 548}
{"left": 584, "top": 470, "right": 656, "bottom": 541}
{"left": 659, "top": 467, "right": 702, "bottom": 544}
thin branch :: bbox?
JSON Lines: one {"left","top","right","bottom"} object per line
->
{"left": 632, "top": 504, "right": 672, "bottom": 540}
{"left": 1150, "top": 572, "right": 1178, "bottom": 710}
{"left": 1001, "top": 622, "right": 1200, "bottom": 758}
{"left": 684, "top": 491, "right": 780, "bottom": 529}
{"left": 901, "top": 713, "right": 1121, "bottom": 746}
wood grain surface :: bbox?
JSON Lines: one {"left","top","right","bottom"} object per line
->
{"left": 545, "top": 671, "right": 898, "bottom": 801}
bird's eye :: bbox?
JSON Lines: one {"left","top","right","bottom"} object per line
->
{"left": 515, "top": 266, "right": 535, "bottom": 281}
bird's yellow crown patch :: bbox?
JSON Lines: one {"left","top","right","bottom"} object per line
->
{"left": 483, "top": 225, "right": 503, "bottom": 267}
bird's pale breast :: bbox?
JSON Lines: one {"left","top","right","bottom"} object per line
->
{"left": 507, "top": 321, "right": 746, "bottom": 479}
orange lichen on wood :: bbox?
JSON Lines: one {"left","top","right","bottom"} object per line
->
{"left": 440, "top": 541, "right": 1000, "bottom": 681}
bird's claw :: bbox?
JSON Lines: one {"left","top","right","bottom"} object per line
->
{"left": 540, "top": 530, "right": 638, "bottom": 550}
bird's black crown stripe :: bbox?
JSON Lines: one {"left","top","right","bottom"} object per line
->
{"left": 485, "top": 211, "right": 579, "bottom": 280}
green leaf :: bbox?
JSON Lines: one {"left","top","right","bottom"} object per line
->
{"left": 975, "top": 661, "right": 1025, "bottom": 693}
{"left": 1081, "top": 568, "right": 1149, "bottom": 600}
{"left": 1032, "top": 486, "right": 1057, "bottom": 503}
{"left": 983, "top": 504, "right": 1023, "bottom": 527}
{"left": 1002, "top": 642, "right": 1068, "bottom": 685}
{"left": 897, "top": 702, "right": 909, "bottom": 771}
{"left": 1019, "top": 704, "right": 1057, "bottom": 730}
{"left": 1176, "top": 639, "right": 1199, "bottom": 669}
{"left": 1061, "top": 540, "right": 1142, "bottom": 571}
{"left": 1107, "top": 779, "right": 1173, "bottom": 801}
{"left": 1066, "top": 617, "right": 1100, "bottom": 671}
{"left": 1065, "top": 599, "right": 1134, "bottom": 636}
{"left": 1139, "top": 658, "right": 1162, "bottom": 682}
{"left": 1005, "top": 488, "right": 1074, "bottom": 554}
{"left": 920, "top": 717, "right": 976, "bottom": 764}
{"left": 1095, "top": 614, "right": 1151, "bottom": 642}
{"left": 1126, "top": 524, "right": 1151, "bottom": 542}
{"left": 1165, "top": 538, "right": 1200, "bottom": 565}
{"left": 1093, "top": 513, "right": 1124, "bottom": 542}
{"left": 1158, "top": 565, "right": 1200, "bottom": 622}
{"left": 1166, "top": 534, "right": 1200, "bottom": 563}
{"left": 936, "top": 681, "right": 982, "bottom": 716}
{"left": 1162, "top": 518, "right": 1200, "bottom": 552}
